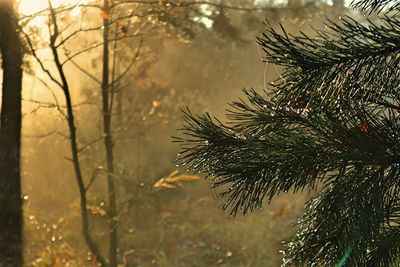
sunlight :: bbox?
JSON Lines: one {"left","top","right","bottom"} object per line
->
{"left": 17, "top": 0, "right": 86, "bottom": 15}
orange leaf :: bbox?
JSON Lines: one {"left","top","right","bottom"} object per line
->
{"left": 357, "top": 122, "right": 370, "bottom": 134}
{"left": 118, "top": 21, "right": 128, "bottom": 33}
{"left": 101, "top": 11, "right": 110, "bottom": 20}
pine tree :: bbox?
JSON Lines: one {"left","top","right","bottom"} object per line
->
{"left": 177, "top": 1, "right": 400, "bottom": 266}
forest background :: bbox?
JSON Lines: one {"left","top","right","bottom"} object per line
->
{"left": 3, "top": 0, "right": 349, "bottom": 265}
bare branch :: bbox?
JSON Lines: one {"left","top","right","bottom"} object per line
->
{"left": 22, "top": 130, "right": 69, "bottom": 139}
{"left": 56, "top": 24, "right": 105, "bottom": 48}
{"left": 46, "top": 2, "right": 108, "bottom": 265}
{"left": 61, "top": 33, "right": 143, "bottom": 64}
{"left": 19, "top": 3, "right": 102, "bottom": 21}
{"left": 78, "top": 136, "right": 104, "bottom": 153}
{"left": 23, "top": 71, "right": 62, "bottom": 107}
{"left": 85, "top": 167, "right": 104, "bottom": 192}
{"left": 68, "top": 58, "right": 102, "bottom": 84}
{"left": 111, "top": 0, "right": 285, "bottom": 11}
{"left": 112, "top": 37, "right": 143, "bottom": 86}
{"left": 19, "top": 27, "right": 64, "bottom": 89}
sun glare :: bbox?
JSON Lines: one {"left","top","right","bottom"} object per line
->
{"left": 18, "top": 0, "right": 86, "bottom": 15}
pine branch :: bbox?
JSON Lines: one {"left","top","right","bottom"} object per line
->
{"left": 258, "top": 16, "right": 400, "bottom": 110}
{"left": 366, "top": 227, "right": 400, "bottom": 266}
{"left": 283, "top": 165, "right": 400, "bottom": 266}
{"left": 177, "top": 86, "right": 400, "bottom": 264}
{"left": 177, "top": 4, "right": 400, "bottom": 265}
{"left": 177, "top": 91, "right": 400, "bottom": 217}
{"left": 351, "top": 0, "right": 400, "bottom": 14}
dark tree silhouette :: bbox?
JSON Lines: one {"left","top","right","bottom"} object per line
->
{"left": 178, "top": 1, "right": 400, "bottom": 266}
{"left": 0, "top": 0, "right": 23, "bottom": 265}
{"left": 101, "top": 1, "right": 118, "bottom": 266}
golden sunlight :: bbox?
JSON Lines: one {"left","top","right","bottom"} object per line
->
{"left": 18, "top": 0, "right": 86, "bottom": 15}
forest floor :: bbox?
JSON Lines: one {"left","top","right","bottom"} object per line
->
{"left": 25, "top": 181, "right": 308, "bottom": 267}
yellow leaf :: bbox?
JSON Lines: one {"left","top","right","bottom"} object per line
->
{"left": 152, "top": 100, "right": 161, "bottom": 108}
{"left": 168, "top": 169, "right": 180, "bottom": 177}
{"left": 153, "top": 170, "right": 201, "bottom": 190}
{"left": 86, "top": 204, "right": 107, "bottom": 217}
{"left": 153, "top": 178, "right": 177, "bottom": 189}
{"left": 175, "top": 175, "right": 201, "bottom": 182}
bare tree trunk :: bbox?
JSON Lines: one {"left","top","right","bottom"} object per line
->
{"left": 102, "top": 1, "right": 118, "bottom": 266}
{"left": 0, "top": 1, "right": 22, "bottom": 265}
{"left": 111, "top": 24, "right": 122, "bottom": 128}
{"left": 46, "top": 2, "right": 108, "bottom": 266}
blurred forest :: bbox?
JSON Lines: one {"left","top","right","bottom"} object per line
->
{"left": 0, "top": 0, "right": 351, "bottom": 266}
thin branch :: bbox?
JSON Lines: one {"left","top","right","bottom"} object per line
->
{"left": 85, "top": 167, "right": 104, "bottom": 192}
{"left": 22, "top": 130, "right": 69, "bottom": 139}
{"left": 47, "top": 1, "right": 108, "bottom": 266}
{"left": 68, "top": 58, "right": 102, "bottom": 84}
{"left": 111, "top": 37, "right": 143, "bottom": 86}
{"left": 61, "top": 33, "right": 142, "bottom": 64}
{"left": 56, "top": 25, "right": 105, "bottom": 48}
{"left": 19, "top": 27, "right": 64, "bottom": 89}
{"left": 78, "top": 136, "right": 104, "bottom": 153}
{"left": 111, "top": 0, "right": 288, "bottom": 11}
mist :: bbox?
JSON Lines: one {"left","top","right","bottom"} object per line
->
{"left": 0, "top": 0, "right": 350, "bottom": 266}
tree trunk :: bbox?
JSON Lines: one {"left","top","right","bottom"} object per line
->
{"left": 46, "top": 2, "right": 107, "bottom": 266}
{"left": 0, "top": 0, "right": 23, "bottom": 266}
{"left": 102, "top": 1, "right": 118, "bottom": 266}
